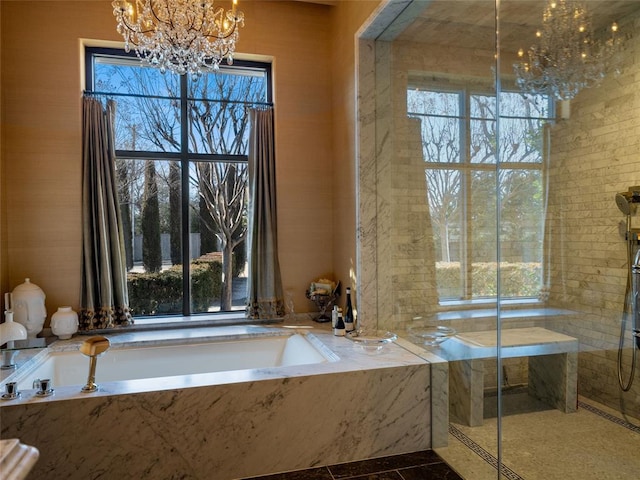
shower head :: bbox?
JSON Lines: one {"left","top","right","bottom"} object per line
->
{"left": 615, "top": 187, "right": 640, "bottom": 216}
{"left": 616, "top": 192, "right": 636, "bottom": 215}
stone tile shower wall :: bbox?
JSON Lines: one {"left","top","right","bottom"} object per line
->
{"left": 544, "top": 13, "right": 640, "bottom": 418}
{"left": 373, "top": 38, "right": 498, "bottom": 331}
{"left": 364, "top": 10, "right": 640, "bottom": 417}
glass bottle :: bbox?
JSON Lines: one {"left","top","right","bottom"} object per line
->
{"left": 344, "top": 287, "right": 355, "bottom": 332}
{"left": 334, "top": 311, "right": 345, "bottom": 336}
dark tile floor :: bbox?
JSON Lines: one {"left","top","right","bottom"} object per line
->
{"left": 239, "top": 450, "right": 464, "bottom": 480}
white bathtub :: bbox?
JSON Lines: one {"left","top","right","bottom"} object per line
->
{"left": 10, "top": 332, "right": 337, "bottom": 391}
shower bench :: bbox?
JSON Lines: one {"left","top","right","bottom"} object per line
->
{"left": 437, "top": 327, "right": 578, "bottom": 426}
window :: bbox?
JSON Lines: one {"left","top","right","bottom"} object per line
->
{"left": 85, "top": 48, "right": 272, "bottom": 318}
{"left": 407, "top": 81, "right": 553, "bottom": 302}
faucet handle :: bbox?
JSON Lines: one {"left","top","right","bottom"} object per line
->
{"left": 1, "top": 381, "right": 21, "bottom": 400}
{"left": 34, "top": 378, "right": 54, "bottom": 397}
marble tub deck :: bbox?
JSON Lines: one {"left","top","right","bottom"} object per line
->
{"left": 0, "top": 320, "right": 435, "bottom": 480}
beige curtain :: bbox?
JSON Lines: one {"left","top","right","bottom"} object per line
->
{"left": 80, "top": 97, "right": 133, "bottom": 329}
{"left": 246, "top": 107, "right": 285, "bottom": 319}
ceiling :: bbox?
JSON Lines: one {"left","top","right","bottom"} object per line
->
{"left": 394, "top": 0, "right": 640, "bottom": 52}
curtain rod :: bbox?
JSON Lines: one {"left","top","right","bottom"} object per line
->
{"left": 83, "top": 90, "right": 273, "bottom": 107}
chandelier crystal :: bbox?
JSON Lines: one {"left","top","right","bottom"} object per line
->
{"left": 513, "top": 0, "right": 621, "bottom": 101}
{"left": 112, "top": 0, "right": 244, "bottom": 76}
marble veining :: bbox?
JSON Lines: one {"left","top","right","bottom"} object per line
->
{"left": 0, "top": 320, "right": 433, "bottom": 479}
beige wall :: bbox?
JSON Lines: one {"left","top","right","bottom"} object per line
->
{"left": 329, "top": 0, "right": 380, "bottom": 306}
{"left": 0, "top": 1, "right": 5, "bottom": 310}
{"left": 0, "top": 0, "right": 378, "bottom": 320}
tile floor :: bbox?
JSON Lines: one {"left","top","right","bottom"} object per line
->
{"left": 436, "top": 394, "right": 640, "bottom": 480}
{"left": 238, "top": 450, "right": 463, "bottom": 480}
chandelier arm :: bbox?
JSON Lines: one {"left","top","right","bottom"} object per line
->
{"left": 204, "top": 29, "right": 237, "bottom": 41}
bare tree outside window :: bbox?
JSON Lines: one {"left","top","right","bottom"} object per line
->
{"left": 90, "top": 50, "right": 269, "bottom": 316}
{"left": 407, "top": 84, "right": 552, "bottom": 301}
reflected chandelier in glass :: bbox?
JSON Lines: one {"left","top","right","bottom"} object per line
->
{"left": 513, "top": 0, "right": 621, "bottom": 101}
{"left": 112, "top": 0, "right": 244, "bottom": 76}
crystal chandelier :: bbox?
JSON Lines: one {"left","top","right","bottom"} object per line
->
{"left": 513, "top": 0, "right": 620, "bottom": 101}
{"left": 112, "top": 0, "right": 244, "bottom": 76}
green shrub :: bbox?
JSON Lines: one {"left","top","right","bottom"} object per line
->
{"left": 127, "top": 259, "right": 222, "bottom": 316}
{"left": 436, "top": 262, "right": 541, "bottom": 299}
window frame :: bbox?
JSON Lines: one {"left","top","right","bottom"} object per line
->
{"left": 407, "top": 78, "right": 554, "bottom": 303}
{"left": 85, "top": 47, "right": 273, "bottom": 318}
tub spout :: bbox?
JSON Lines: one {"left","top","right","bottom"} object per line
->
{"left": 80, "top": 336, "right": 110, "bottom": 393}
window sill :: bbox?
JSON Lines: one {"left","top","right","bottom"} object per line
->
{"left": 433, "top": 301, "right": 576, "bottom": 322}
{"left": 78, "top": 312, "right": 283, "bottom": 335}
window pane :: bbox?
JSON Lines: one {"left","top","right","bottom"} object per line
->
{"left": 407, "top": 89, "right": 461, "bottom": 117}
{"left": 96, "top": 57, "right": 181, "bottom": 153}
{"left": 471, "top": 169, "right": 497, "bottom": 298}
{"left": 188, "top": 67, "right": 267, "bottom": 102}
{"left": 113, "top": 96, "right": 181, "bottom": 152}
{"left": 94, "top": 56, "right": 180, "bottom": 97}
{"left": 499, "top": 168, "right": 543, "bottom": 297}
{"left": 470, "top": 93, "right": 496, "bottom": 119}
{"left": 499, "top": 91, "right": 552, "bottom": 118}
{"left": 188, "top": 70, "right": 267, "bottom": 155}
{"left": 189, "top": 161, "right": 248, "bottom": 313}
{"left": 499, "top": 92, "right": 551, "bottom": 164}
{"left": 470, "top": 117, "right": 497, "bottom": 164}
{"left": 470, "top": 93, "right": 497, "bottom": 164}
{"left": 427, "top": 169, "right": 463, "bottom": 299}
{"left": 499, "top": 117, "right": 548, "bottom": 164}
{"left": 120, "top": 159, "right": 184, "bottom": 316}
{"left": 188, "top": 100, "right": 250, "bottom": 155}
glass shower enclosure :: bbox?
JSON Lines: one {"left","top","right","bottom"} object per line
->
{"left": 357, "top": 1, "right": 640, "bottom": 478}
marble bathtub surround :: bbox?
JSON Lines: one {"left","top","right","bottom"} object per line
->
{"left": 0, "top": 320, "right": 436, "bottom": 480}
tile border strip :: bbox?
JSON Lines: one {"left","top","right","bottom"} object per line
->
{"left": 448, "top": 424, "right": 525, "bottom": 480}
{"left": 578, "top": 401, "right": 640, "bottom": 434}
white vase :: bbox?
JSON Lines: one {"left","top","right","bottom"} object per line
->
{"left": 51, "top": 307, "right": 78, "bottom": 340}
{"left": 11, "top": 278, "right": 46, "bottom": 339}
